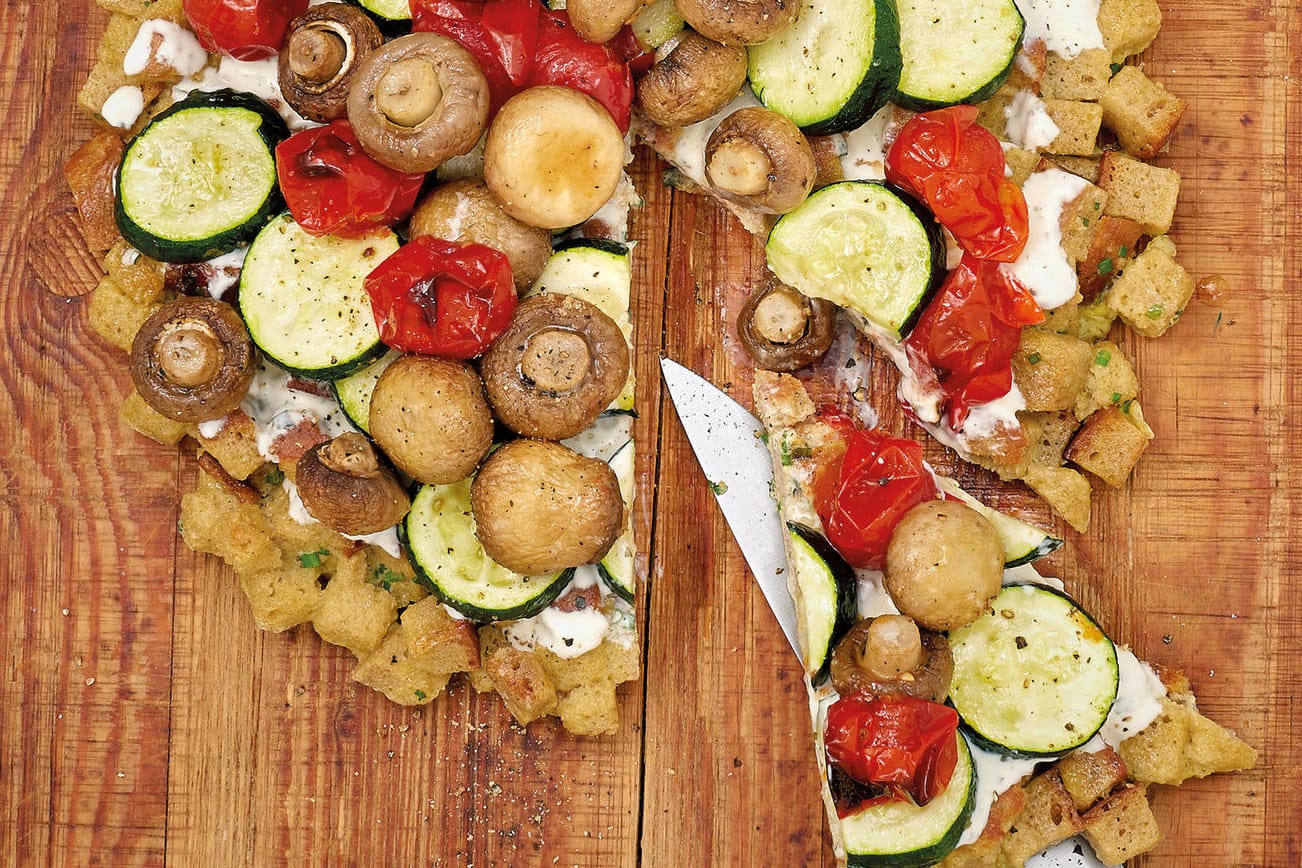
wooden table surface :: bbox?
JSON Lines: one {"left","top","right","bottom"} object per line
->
{"left": 2, "top": 2, "right": 1298, "bottom": 865}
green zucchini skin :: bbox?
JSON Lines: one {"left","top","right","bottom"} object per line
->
{"left": 892, "top": 0, "right": 1025, "bottom": 110}
{"left": 115, "top": 89, "right": 288, "bottom": 263}
{"left": 748, "top": 0, "right": 902, "bottom": 135}
{"left": 787, "top": 522, "right": 858, "bottom": 680}
{"left": 348, "top": 0, "right": 412, "bottom": 33}
{"left": 947, "top": 584, "right": 1119, "bottom": 758}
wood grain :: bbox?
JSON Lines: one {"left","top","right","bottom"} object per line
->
{"left": 1, "top": 1, "right": 1298, "bottom": 866}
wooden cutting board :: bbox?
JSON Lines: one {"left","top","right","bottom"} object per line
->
{"left": 1, "top": 2, "right": 1297, "bottom": 865}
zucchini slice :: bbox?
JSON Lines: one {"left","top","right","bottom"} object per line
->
{"left": 893, "top": 0, "right": 1024, "bottom": 110}
{"left": 238, "top": 214, "right": 398, "bottom": 379}
{"left": 352, "top": 0, "right": 410, "bottom": 24}
{"left": 933, "top": 477, "right": 1063, "bottom": 567}
{"left": 597, "top": 438, "right": 636, "bottom": 603}
{"left": 632, "top": 0, "right": 686, "bottom": 49}
{"left": 115, "top": 89, "right": 287, "bottom": 263}
{"left": 404, "top": 481, "right": 573, "bottom": 621}
{"left": 528, "top": 239, "right": 635, "bottom": 412}
{"left": 748, "top": 0, "right": 901, "bottom": 134}
{"left": 332, "top": 350, "right": 399, "bottom": 434}
{"left": 786, "top": 523, "right": 857, "bottom": 679}
{"left": 835, "top": 731, "right": 976, "bottom": 867}
{"left": 766, "top": 182, "right": 945, "bottom": 341}
{"left": 948, "top": 585, "right": 1119, "bottom": 757}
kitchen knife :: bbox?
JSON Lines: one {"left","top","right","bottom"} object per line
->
{"left": 659, "top": 357, "right": 801, "bottom": 660}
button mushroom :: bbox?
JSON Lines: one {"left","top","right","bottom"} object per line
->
{"left": 295, "top": 433, "right": 410, "bottom": 535}
{"left": 829, "top": 615, "right": 954, "bottom": 703}
{"left": 636, "top": 31, "right": 749, "bottom": 128}
{"left": 408, "top": 179, "right": 553, "bottom": 292}
{"left": 483, "top": 86, "right": 626, "bottom": 230}
{"left": 346, "top": 32, "right": 490, "bottom": 173}
{"left": 278, "top": 3, "right": 384, "bottom": 123}
{"left": 883, "top": 500, "right": 1005, "bottom": 632}
{"left": 480, "top": 293, "right": 631, "bottom": 441}
{"left": 736, "top": 272, "right": 836, "bottom": 371}
{"left": 674, "top": 0, "right": 798, "bottom": 45}
{"left": 129, "top": 297, "right": 256, "bottom": 422}
{"left": 704, "top": 106, "right": 816, "bottom": 214}
{"left": 470, "top": 439, "right": 624, "bottom": 575}
{"left": 368, "top": 355, "right": 494, "bottom": 484}
{"left": 568, "top": 0, "right": 652, "bottom": 44}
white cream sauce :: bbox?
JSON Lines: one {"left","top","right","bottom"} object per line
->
{"left": 1014, "top": 0, "right": 1105, "bottom": 59}
{"left": 855, "top": 569, "right": 900, "bottom": 618}
{"left": 204, "top": 246, "right": 248, "bottom": 299}
{"left": 562, "top": 413, "right": 633, "bottom": 462}
{"left": 1000, "top": 168, "right": 1089, "bottom": 311}
{"left": 174, "top": 56, "right": 313, "bottom": 130}
{"left": 665, "top": 87, "right": 764, "bottom": 188}
{"left": 1004, "top": 90, "right": 1061, "bottom": 151}
{"left": 208, "top": 357, "right": 355, "bottom": 460}
{"left": 101, "top": 85, "right": 144, "bottom": 130}
{"left": 123, "top": 19, "right": 208, "bottom": 77}
{"left": 838, "top": 105, "right": 897, "bottom": 182}
{"left": 962, "top": 384, "right": 1027, "bottom": 441}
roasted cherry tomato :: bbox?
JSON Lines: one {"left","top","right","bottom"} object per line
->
{"left": 824, "top": 694, "right": 960, "bottom": 816}
{"left": 528, "top": 8, "right": 636, "bottom": 131}
{"left": 365, "top": 237, "right": 517, "bottom": 358}
{"left": 811, "top": 411, "right": 939, "bottom": 570}
{"left": 276, "top": 121, "right": 425, "bottom": 238}
{"left": 886, "top": 105, "right": 1029, "bottom": 263}
{"left": 183, "top": 0, "right": 308, "bottom": 61}
{"left": 904, "top": 255, "right": 1046, "bottom": 430}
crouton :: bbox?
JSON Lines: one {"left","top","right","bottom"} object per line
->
{"left": 1051, "top": 154, "right": 1102, "bottom": 184}
{"left": 1043, "top": 100, "right": 1104, "bottom": 156}
{"left": 1013, "top": 329, "right": 1095, "bottom": 412}
{"left": 1057, "top": 745, "right": 1130, "bottom": 812}
{"left": 1066, "top": 406, "right": 1151, "bottom": 486}
{"left": 1039, "top": 294, "right": 1082, "bottom": 335}
{"left": 104, "top": 241, "right": 168, "bottom": 304}
{"left": 64, "top": 133, "right": 125, "bottom": 252}
{"left": 1081, "top": 785, "right": 1163, "bottom": 865}
{"left": 1105, "top": 242, "right": 1194, "bottom": 336}
{"left": 1024, "top": 465, "right": 1092, "bottom": 532}
{"left": 1005, "top": 146, "right": 1043, "bottom": 186}
{"left": 1101, "top": 65, "right": 1188, "bottom": 158}
{"left": 180, "top": 469, "right": 282, "bottom": 575}
{"left": 1020, "top": 410, "right": 1081, "bottom": 469}
{"left": 1078, "top": 216, "right": 1145, "bottom": 301}
{"left": 1060, "top": 184, "right": 1110, "bottom": 264}
{"left": 96, "top": 0, "right": 186, "bottom": 19}
{"left": 1074, "top": 341, "right": 1140, "bottom": 419}
{"left": 1041, "top": 48, "right": 1114, "bottom": 101}
{"left": 87, "top": 275, "right": 162, "bottom": 351}
{"left": 1000, "top": 771, "right": 1085, "bottom": 864}
{"left": 122, "top": 389, "right": 188, "bottom": 445}
{"left": 1097, "top": 151, "right": 1180, "bottom": 236}
{"left": 484, "top": 648, "right": 559, "bottom": 725}
{"left": 239, "top": 565, "right": 325, "bottom": 632}
{"left": 312, "top": 553, "right": 397, "bottom": 655}
{"left": 1076, "top": 296, "right": 1119, "bottom": 341}
{"left": 1098, "top": 0, "right": 1163, "bottom": 62}
{"left": 194, "top": 411, "right": 265, "bottom": 481}
{"left": 352, "top": 624, "right": 454, "bottom": 707}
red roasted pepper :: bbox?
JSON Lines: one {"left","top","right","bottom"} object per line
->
{"left": 823, "top": 694, "right": 960, "bottom": 817}
{"left": 811, "top": 411, "right": 939, "bottom": 571}
{"left": 886, "top": 106, "right": 1030, "bottom": 263}
{"left": 275, "top": 121, "right": 425, "bottom": 238}
{"left": 183, "top": 0, "right": 308, "bottom": 61}
{"left": 365, "top": 237, "right": 517, "bottom": 358}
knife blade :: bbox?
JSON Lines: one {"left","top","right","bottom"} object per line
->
{"left": 659, "top": 357, "right": 801, "bottom": 660}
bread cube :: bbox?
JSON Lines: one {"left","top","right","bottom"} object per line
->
{"left": 1098, "top": 0, "right": 1163, "bottom": 62}
{"left": 1078, "top": 216, "right": 1145, "bottom": 301}
{"left": 1051, "top": 154, "right": 1102, "bottom": 184}
{"left": 312, "top": 554, "right": 397, "bottom": 655}
{"left": 1021, "top": 410, "right": 1081, "bottom": 469}
{"left": 1043, "top": 100, "right": 1104, "bottom": 156}
{"left": 554, "top": 680, "right": 624, "bottom": 737}
{"left": 239, "top": 565, "right": 324, "bottom": 632}
{"left": 1097, "top": 151, "right": 1180, "bottom": 236}
{"left": 352, "top": 625, "right": 454, "bottom": 706}
{"left": 1059, "top": 184, "right": 1110, "bottom": 264}
{"left": 1076, "top": 297, "right": 1119, "bottom": 341}
{"left": 180, "top": 470, "right": 282, "bottom": 574}
{"left": 1105, "top": 243, "right": 1194, "bottom": 336}
{"left": 1004, "top": 146, "right": 1042, "bottom": 186}
{"left": 1041, "top": 48, "right": 1114, "bottom": 101}
{"left": 1081, "top": 785, "right": 1163, "bottom": 865}
{"left": 1000, "top": 771, "right": 1085, "bottom": 864}
{"left": 1101, "top": 65, "right": 1188, "bottom": 158}
{"left": 484, "top": 648, "right": 559, "bottom": 725}
{"left": 195, "top": 411, "right": 266, "bottom": 481}
{"left": 1057, "top": 746, "right": 1130, "bottom": 812}
{"left": 122, "top": 389, "right": 188, "bottom": 445}
{"left": 105, "top": 241, "right": 168, "bottom": 304}
{"left": 1013, "top": 329, "right": 1095, "bottom": 412}
{"left": 1074, "top": 341, "right": 1139, "bottom": 420}
{"left": 1117, "top": 696, "right": 1190, "bottom": 784}
{"left": 1066, "top": 407, "right": 1151, "bottom": 486}
{"left": 1039, "top": 294, "right": 1081, "bottom": 335}
{"left": 87, "top": 275, "right": 162, "bottom": 351}
{"left": 1024, "top": 464, "right": 1091, "bottom": 532}
{"left": 96, "top": 0, "right": 186, "bottom": 19}
{"left": 402, "top": 598, "right": 480, "bottom": 673}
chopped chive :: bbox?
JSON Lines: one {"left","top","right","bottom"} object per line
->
{"left": 264, "top": 468, "right": 284, "bottom": 485}
{"left": 298, "top": 548, "right": 329, "bottom": 568}
{"left": 1027, "top": 351, "right": 1042, "bottom": 365}
{"left": 415, "top": 689, "right": 427, "bottom": 701}
{"left": 1097, "top": 258, "right": 1114, "bottom": 275}
{"left": 1111, "top": 392, "right": 1123, "bottom": 404}
{"left": 1095, "top": 349, "right": 1111, "bottom": 366}
{"left": 1146, "top": 305, "right": 1165, "bottom": 319}
{"left": 1118, "top": 244, "right": 1129, "bottom": 258}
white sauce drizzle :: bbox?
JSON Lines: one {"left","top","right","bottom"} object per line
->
{"left": 174, "top": 57, "right": 314, "bottom": 130}
{"left": 204, "top": 246, "right": 248, "bottom": 299}
{"left": 665, "top": 87, "right": 763, "bottom": 188}
{"left": 214, "top": 358, "right": 356, "bottom": 460}
{"left": 1000, "top": 168, "right": 1089, "bottom": 310}
{"left": 962, "top": 384, "right": 1028, "bottom": 441}
{"left": 101, "top": 86, "right": 144, "bottom": 130}
{"left": 123, "top": 20, "right": 208, "bottom": 77}
{"left": 838, "top": 104, "right": 896, "bottom": 181}
{"left": 1004, "top": 90, "right": 1061, "bottom": 151}
{"left": 1014, "top": 0, "right": 1106, "bottom": 59}
{"left": 855, "top": 569, "right": 899, "bottom": 618}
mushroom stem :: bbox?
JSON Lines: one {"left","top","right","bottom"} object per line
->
{"left": 520, "top": 328, "right": 593, "bottom": 393}
{"left": 288, "top": 24, "right": 349, "bottom": 87}
{"left": 376, "top": 57, "right": 443, "bottom": 128}
{"left": 318, "top": 432, "right": 382, "bottom": 478}
{"left": 707, "top": 138, "right": 773, "bottom": 197}
{"left": 156, "top": 321, "right": 223, "bottom": 388}
{"left": 751, "top": 287, "right": 810, "bottom": 345}
{"left": 859, "top": 615, "right": 925, "bottom": 679}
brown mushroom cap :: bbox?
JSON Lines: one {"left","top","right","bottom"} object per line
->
{"left": 736, "top": 272, "right": 836, "bottom": 371}
{"left": 829, "top": 615, "right": 954, "bottom": 703}
{"left": 480, "top": 293, "right": 631, "bottom": 440}
{"left": 130, "top": 297, "right": 256, "bottom": 422}
{"left": 346, "top": 32, "right": 490, "bottom": 173}
{"left": 568, "top": 0, "right": 649, "bottom": 43}
{"left": 279, "top": 3, "right": 383, "bottom": 123}
{"left": 471, "top": 439, "right": 623, "bottom": 575}
{"left": 408, "top": 179, "right": 553, "bottom": 291}
{"left": 295, "top": 432, "right": 410, "bottom": 534}
{"left": 674, "top": 0, "right": 798, "bottom": 45}
{"left": 705, "top": 106, "right": 816, "bottom": 214}
{"left": 368, "top": 355, "right": 494, "bottom": 484}
{"left": 884, "top": 500, "right": 1005, "bottom": 632}
{"left": 636, "top": 31, "right": 749, "bottom": 127}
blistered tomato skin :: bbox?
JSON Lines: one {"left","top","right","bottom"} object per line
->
{"left": 276, "top": 121, "right": 425, "bottom": 238}
{"left": 364, "top": 237, "right": 518, "bottom": 359}
{"left": 183, "top": 0, "right": 309, "bottom": 61}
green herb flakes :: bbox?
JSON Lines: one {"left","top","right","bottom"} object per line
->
{"left": 1027, "top": 351, "right": 1042, "bottom": 365}
{"left": 1095, "top": 349, "right": 1111, "bottom": 367}
{"left": 415, "top": 689, "right": 427, "bottom": 701}
{"left": 1146, "top": 305, "right": 1165, "bottom": 320}
{"left": 298, "top": 548, "right": 330, "bottom": 568}
{"left": 1097, "top": 258, "right": 1114, "bottom": 276}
